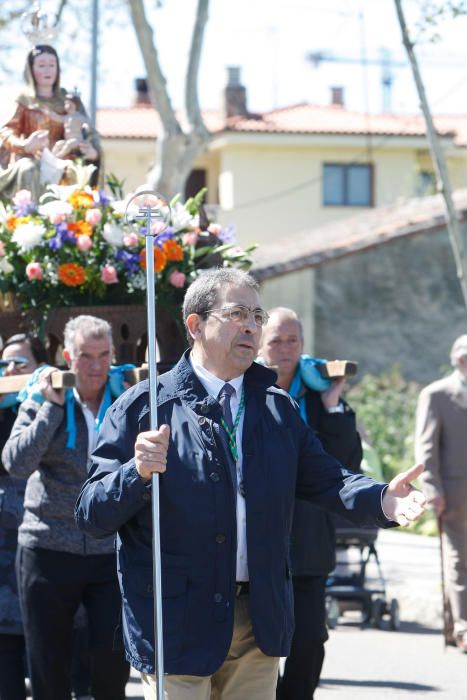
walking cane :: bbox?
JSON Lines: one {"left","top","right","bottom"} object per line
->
{"left": 437, "top": 514, "right": 451, "bottom": 650}
{"left": 126, "top": 191, "right": 171, "bottom": 700}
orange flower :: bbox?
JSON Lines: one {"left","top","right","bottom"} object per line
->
{"left": 139, "top": 247, "right": 167, "bottom": 273}
{"left": 68, "top": 191, "right": 95, "bottom": 209}
{"left": 5, "top": 215, "right": 17, "bottom": 231}
{"left": 58, "top": 263, "right": 86, "bottom": 287}
{"left": 67, "top": 221, "right": 93, "bottom": 238}
{"left": 162, "top": 240, "right": 184, "bottom": 262}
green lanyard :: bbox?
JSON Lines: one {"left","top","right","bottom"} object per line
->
{"left": 220, "top": 387, "right": 245, "bottom": 462}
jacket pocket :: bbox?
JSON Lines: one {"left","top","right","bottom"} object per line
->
{"left": 125, "top": 562, "right": 189, "bottom": 662}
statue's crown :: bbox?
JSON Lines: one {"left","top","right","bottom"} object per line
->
{"left": 21, "top": 3, "right": 57, "bottom": 45}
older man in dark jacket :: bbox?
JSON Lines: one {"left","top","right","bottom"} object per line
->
{"left": 260, "top": 307, "right": 362, "bottom": 699}
{"left": 75, "top": 269, "right": 425, "bottom": 700}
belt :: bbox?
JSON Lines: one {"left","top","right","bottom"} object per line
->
{"left": 236, "top": 581, "right": 250, "bottom": 597}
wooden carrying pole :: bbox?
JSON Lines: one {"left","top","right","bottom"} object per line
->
{"left": 0, "top": 370, "right": 75, "bottom": 394}
{"left": 0, "top": 367, "right": 148, "bottom": 395}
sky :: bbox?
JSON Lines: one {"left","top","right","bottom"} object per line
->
{"left": 3, "top": 0, "right": 467, "bottom": 121}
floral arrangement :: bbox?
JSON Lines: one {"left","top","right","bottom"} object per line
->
{"left": 0, "top": 172, "right": 256, "bottom": 315}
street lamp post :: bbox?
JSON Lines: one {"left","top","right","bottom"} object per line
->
{"left": 90, "top": 0, "right": 99, "bottom": 126}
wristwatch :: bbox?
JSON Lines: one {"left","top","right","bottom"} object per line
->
{"left": 325, "top": 403, "right": 345, "bottom": 414}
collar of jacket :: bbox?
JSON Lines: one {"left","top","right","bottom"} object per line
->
{"left": 156, "top": 350, "right": 278, "bottom": 415}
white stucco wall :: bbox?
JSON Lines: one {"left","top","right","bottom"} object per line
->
{"left": 259, "top": 268, "right": 316, "bottom": 355}
{"left": 101, "top": 134, "right": 467, "bottom": 251}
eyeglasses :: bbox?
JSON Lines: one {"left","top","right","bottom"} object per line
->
{"left": 202, "top": 305, "right": 269, "bottom": 327}
{"left": 0, "top": 356, "right": 30, "bottom": 368}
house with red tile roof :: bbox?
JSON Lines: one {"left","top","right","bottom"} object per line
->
{"left": 97, "top": 72, "right": 467, "bottom": 250}
{"left": 254, "top": 188, "right": 467, "bottom": 383}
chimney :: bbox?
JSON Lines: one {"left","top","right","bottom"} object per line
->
{"left": 224, "top": 66, "right": 248, "bottom": 118}
{"left": 330, "top": 86, "right": 344, "bottom": 107}
{"left": 134, "top": 77, "right": 151, "bottom": 107}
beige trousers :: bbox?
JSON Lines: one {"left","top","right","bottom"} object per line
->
{"left": 140, "top": 595, "right": 279, "bottom": 700}
{"left": 443, "top": 515, "right": 467, "bottom": 636}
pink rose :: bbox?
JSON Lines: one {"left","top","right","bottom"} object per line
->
{"left": 13, "top": 189, "right": 33, "bottom": 207}
{"left": 151, "top": 221, "right": 167, "bottom": 235}
{"left": 101, "top": 265, "right": 118, "bottom": 284}
{"left": 207, "top": 223, "right": 221, "bottom": 236}
{"left": 77, "top": 234, "right": 93, "bottom": 252}
{"left": 123, "top": 232, "right": 139, "bottom": 247}
{"left": 25, "top": 261, "right": 43, "bottom": 281}
{"left": 85, "top": 208, "right": 102, "bottom": 226}
{"left": 182, "top": 233, "right": 198, "bottom": 246}
{"left": 0, "top": 240, "right": 5, "bottom": 257}
{"left": 169, "top": 270, "right": 186, "bottom": 288}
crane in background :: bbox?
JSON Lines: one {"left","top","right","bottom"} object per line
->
{"left": 306, "top": 48, "right": 406, "bottom": 113}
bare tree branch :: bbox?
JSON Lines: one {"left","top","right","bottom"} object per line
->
{"left": 395, "top": 0, "right": 467, "bottom": 308}
{"left": 185, "top": 0, "right": 210, "bottom": 138}
{"left": 126, "top": 0, "right": 181, "bottom": 136}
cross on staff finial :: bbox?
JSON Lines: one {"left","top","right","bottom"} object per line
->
{"left": 124, "top": 190, "right": 171, "bottom": 235}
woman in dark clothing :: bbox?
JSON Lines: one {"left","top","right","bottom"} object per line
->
{"left": 0, "top": 334, "right": 48, "bottom": 700}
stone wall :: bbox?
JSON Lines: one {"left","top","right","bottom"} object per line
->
{"left": 313, "top": 224, "right": 467, "bottom": 384}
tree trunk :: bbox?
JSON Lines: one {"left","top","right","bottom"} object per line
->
{"left": 126, "top": 0, "right": 211, "bottom": 199}
{"left": 394, "top": 0, "right": 467, "bottom": 308}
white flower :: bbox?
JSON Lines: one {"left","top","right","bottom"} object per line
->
{"left": 38, "top": 200, "right": 73, "bottom": 223}
{"left": 41, "top": 184, "right": 80, "bottom": 202}
{"left": 110, "top": 199, "right": 128, "bottom": 216}
{"left": 171, "top": 202, "right": 193, "bottom": 232}
{"left": 66, "top": 162, "right": 96, "bottom": 189}
{"left": 127, "top": 271, "right": 146, "bottom": 292}
{"left": 0, "top": 257, "right": 14, "bottom": 275}
{"left": 102, "top": 222, "right": 125, "bottom": 246}
{"left": 11, "top": 222, "right": 46, "bottom": 253}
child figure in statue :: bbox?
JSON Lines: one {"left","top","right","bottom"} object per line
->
{"left": 0, "top": 45, "right": 101, "bottom": 202}
{"left": 44, "top": 92, "right": 91, "bottom": 159}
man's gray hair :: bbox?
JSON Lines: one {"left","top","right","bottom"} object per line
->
{"left": 266, "top": 306, "right": 304, "bottom": 339}
{"left": 182, "top": 268, "right": 259, "bottom": 345}
{"left": 64, "top": 315, "right": 113, "bottom": 357}
{"left": 450, "top": 334, "right": 467, "bottom": 366}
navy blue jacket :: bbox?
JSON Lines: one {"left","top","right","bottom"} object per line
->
{"left": 75, "top": 352, "right": 390, "bottom": 676}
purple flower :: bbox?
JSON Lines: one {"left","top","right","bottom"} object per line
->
{"left": 219, "top": 224, "right": 236, "bottom": 244}
{"left": 48, "top": 223, "right": 76, "bottom": 249}
{"left": 115, "top": 249, "right": 140, "bottom": 275}
{"left": 14, "top": 202, "right": 35, "bottom": 217}
{"left": 97, "top": 190, "right": 111, "bottom": 207}
{"left": 154, "top": 228, "right": 174, "bottom": 248}
{"left": 48, "top": 235, "right": 62, "bottom": 250}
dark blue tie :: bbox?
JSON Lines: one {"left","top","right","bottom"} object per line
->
{"left": 217, "top": 383, "right": 237, "bottom": 491}
{"left": 218, "top": 383, "right": 235, "bottom": 431}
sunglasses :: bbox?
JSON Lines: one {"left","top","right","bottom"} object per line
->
{"left": 0, "top": 356, "right": 30, "bottom": 368}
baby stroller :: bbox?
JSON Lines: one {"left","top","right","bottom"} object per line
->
{"left": 325, "top": 521, "right": 400, "bottom": 631}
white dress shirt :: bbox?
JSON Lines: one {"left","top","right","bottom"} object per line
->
{"left": 190, "top": 359, "right": 249, "bottom": 581}
{"left": 73, "top": 389, "right": 105, "bottom": 467}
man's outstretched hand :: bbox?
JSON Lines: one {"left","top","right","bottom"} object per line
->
{"left": 382, "top": 463, "right": 426, "bottom": 526}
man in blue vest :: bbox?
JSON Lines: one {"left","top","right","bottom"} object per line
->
{"left": 75, "top": 269, "right": 426, "bottom": 700}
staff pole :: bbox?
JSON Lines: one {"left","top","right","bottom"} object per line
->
{"left": 127, "top": 191, "right": 170, "bottom": 700}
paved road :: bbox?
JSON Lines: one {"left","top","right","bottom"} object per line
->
{"left": 125, "top": 529, "right": 466, "bottom": 699}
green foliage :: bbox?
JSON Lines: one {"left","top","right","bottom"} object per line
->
{"left": 414, "top": 0, "right": 467, "bottom": 42}
{"left": 348, "top": 366, "right": 421, "bottom": 483}
{"left": 106, "top": 173, "right": 125, "bottom": 200}
{"left": 348, "top": 366, "right": 437, "bottom": 535}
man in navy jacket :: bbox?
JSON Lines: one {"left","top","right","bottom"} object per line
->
{"left": 75, "top": 268, "right": 425, "bottom": 700}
